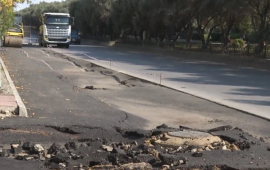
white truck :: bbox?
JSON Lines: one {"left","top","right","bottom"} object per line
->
{"left": 38, "top": 13, "right": 74, "bottom": 48}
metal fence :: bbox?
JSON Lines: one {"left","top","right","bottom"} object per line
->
{"left": 116, "top": 38, "right": 270, "bottom": 58}
{"left": 23, "top": 26, "right": 38, "bottom": 44}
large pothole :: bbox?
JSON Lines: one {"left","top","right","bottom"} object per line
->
{"left": 0, "top": 124, "right": 269, "bottom": 170}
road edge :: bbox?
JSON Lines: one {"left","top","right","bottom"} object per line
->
{"left": 0, "top": 57, "right": 28, "bottom": 117}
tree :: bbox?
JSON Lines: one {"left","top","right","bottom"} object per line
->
{"left": 0, "top": 0, "right": 29, "bottom": 35}
{"left": 194, "top": 0, "right": 219, "bottom": 49}
{"left": 249, "top": 0, "right": 270, "bottom": 56}
{"left": 215, "top": 0, "right": 251, "bottom": 52}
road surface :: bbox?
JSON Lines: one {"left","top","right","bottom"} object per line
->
{"left": 1, "top": 46, "right": 270, "bottom": 169}
{"left": 50, "top": 44, "right": 270, "bottom": 120}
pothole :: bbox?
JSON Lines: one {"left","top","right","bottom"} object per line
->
{"left": 120, "top": 80, "right": 136, "bottom": 87}
{"left": 57, "top": 75, "right": 67, "bottom": 81}
{"left": 84, "top": 86, "right": 107, "bottom": 90}
{"left": 145, "top": 130, "right": 240, "bottom": 153}
{"left": 73, "top": 86, "right": 108, "bottom": 91}
{"left": 0, "top": 124, "right": 268, "bottom": 169}
{"left": 45, "top": 126, "right": 80, "bottom": 135}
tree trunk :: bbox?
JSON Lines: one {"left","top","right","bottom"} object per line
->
{"left": 255, "top": 41, "right": 266, "bottom": 57}
{"left": 173, "top": 32, "right": 181, "bottom": 49}
{"left": 222, "top": 29, "right": 232, "bottom": 53}
{"left": 186, "top": 24, "right": 193, "bottom": 48}
{"left": 198, "top": 29, "right": 206, "bottom": 49}
{"left": 204, "top": 25, "right": 218, "bottom": 49}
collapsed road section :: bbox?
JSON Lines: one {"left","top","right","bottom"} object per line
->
{"left": 0, "top": 124, "right": 270, "bottom": 169}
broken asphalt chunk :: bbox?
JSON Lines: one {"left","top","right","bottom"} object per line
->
{"left": 156, "top": 124, "right": 169, "bottom": 129}
{"left": 33, "top": 144, "right": 45, "bottom": 153}
{"left": 102, "top": 145, "right": 113, "bottom": 152}
{"left": 65, "top": 142, "right": 78, "bottom": 150}
{"left": 208, "top": 125, "right": 233, "bottom": 133}
{"left": 159, "top": 153, "right": 187, "bottom": 166}
{"left": 48, "top": 143, "right": 62, "bottom": 155}
{"left": 124, "top": 130, "right": 151, "bottom": 138}
{"left": 192, "top": 152, "right": 203, "bottom": 157}
{"left": 0, "top": 146, "right": 9, "bottom": 157}
{"left": 235, "top": 140, "right": 250, "bottom": 150}
{"left": 120, "top": 162, "right": 152, "bottom": 170}
{"left": 22, "top": 142, "right": 34, "bottom": 151}
{"left": 11, "top": 144, "right": 22, "bottom": 154}
{"left": 49, "top": 153, "right": 70, "bottom": 164}
{"left": 133, "top": 154, "right": 156, "bottom": 164}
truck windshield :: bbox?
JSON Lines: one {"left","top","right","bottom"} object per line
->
{"left": 45, "top": 16, "right": 69, "bottom": 25}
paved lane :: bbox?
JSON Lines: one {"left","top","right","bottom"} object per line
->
{"left": 49, "top": 45, "right": 270, "bottom": 119}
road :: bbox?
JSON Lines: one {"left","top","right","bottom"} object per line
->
{"left": 50, "top": 44, "right": 270, "bottom": 120}
{"left": 1, "top": 46, "right": 270, "bottom": 169}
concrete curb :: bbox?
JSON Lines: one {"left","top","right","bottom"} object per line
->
{"left": 0, "top": 58, "right": 28, "bottom": 117}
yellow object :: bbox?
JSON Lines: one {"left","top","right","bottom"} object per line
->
{"left": 3, "top": 14, "right": 24, "bottom": 48}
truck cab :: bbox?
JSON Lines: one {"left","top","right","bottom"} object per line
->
{"left": 39, "top": 13, "right": 74, "bottom": 48}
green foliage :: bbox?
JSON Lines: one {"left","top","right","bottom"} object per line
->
{"left": 232, "top": 39, "right": 246, "bottom": 48}
{"left": 0, "top": 0, "right": 29, "bottom": 35}
{"left": 230, "top": 33, "right": 242, "bottom": 39}
{"left": 18, "top": 0, "right": 74, "bottom": 29}
{"left": 15, "top": 0, "right": 270, "bottom": 48}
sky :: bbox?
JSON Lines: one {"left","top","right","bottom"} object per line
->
{"left": 15, "top": 0, "right": 64, "bottom": 11}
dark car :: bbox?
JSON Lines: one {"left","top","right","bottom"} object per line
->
{"left": 71, "top": 30, "right": 81, "bottom": 44}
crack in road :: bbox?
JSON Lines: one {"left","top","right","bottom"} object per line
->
{"left": 0, "top": 127, "right": 17, "bottom": 131}
{"left": 119, "top": 112, "right": 129, "bottom": 124}
{"left": 45, "top": 126, "right": 81, "bottom": 135}
{"left": 71, "top": 125, "right": 108, "bottom": 131}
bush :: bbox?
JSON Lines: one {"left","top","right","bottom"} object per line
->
{"left": 232, "top": 39, "right": 246, "bottom": 48}
{"left": 230, "top": 33, "right": 242, "bottom": 39}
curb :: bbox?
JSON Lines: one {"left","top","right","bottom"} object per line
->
{"left": 0, "top": 57, "right": 28, "bottom": 117}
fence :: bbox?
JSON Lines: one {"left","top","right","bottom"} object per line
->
{"left": 23, "top": 26, "right": 38, "bottom": 44}
{"left": 112, "top": 38, "right": 270, "bottom": 58}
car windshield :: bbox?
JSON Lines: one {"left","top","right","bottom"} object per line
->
{"left": 45, "top": 16, "right": 69, "bottom": 25}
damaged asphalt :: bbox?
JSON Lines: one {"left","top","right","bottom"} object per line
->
{"left": 0, "top": 46, "right": 270, "bottom": 169}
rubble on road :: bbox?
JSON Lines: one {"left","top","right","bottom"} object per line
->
{"left": 0, "top": 124, "right": 269, "bottom": 169}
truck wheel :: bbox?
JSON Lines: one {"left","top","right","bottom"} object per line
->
{"left": 38, "top": 36, "right": 42, "bottom": 46}
{"left": 65, "top": 44, "right": 69, "bottom": 48}
{"left": 43, "top": 42, "right": 47, "bottom": 47}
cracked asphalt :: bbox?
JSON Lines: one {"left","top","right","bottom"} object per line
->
{"left": 1, "top": 46, "right": 270, "bottom": 169}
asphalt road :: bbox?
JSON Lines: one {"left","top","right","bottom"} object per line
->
{"left": 50, "top": 44, "right": 270, "bottom": 120}
{"left": 1, "top": 45, "right": 270, "bottom": 169}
